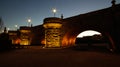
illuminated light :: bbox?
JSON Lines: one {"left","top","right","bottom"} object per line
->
{"left": 20, "top": 40, "right": 30, "bottom": 45}
{"left": 52, "top": 8, "right": 57, "bottom": 17}
{"left": 52, "top": 8, "right": 57, "bottom": 13}
{"left": 9, "top": 33, "right": 17, "bottom": 35}
{"left": 15, "top": 39, "right": 21, "bottom": 44}
{"left": 14, "top": 25, "right": 18, "bottom": 30}
{"left": 69, "top": 37, "right": 76, "bottom": 46}
{"left": 52, "top": 9, "right": 57, "bottom": 13}
{"left": 27, "top": 19, "right": 31, "bottom": 23}
{"left": 61, "top": 33, "right": 79, "bottom": 47}
{"left": 15, "top": 25, "right": 18, "bottom": 28}
{"left": 7, "top": 28, "right": 10, "bottom": 30}
{"left": 20, "top": 30, "right": 31, "bottom": 33}
{"left": 27, "top": 17, "right": 32, "bottom": 27}
{"left": 77, "top": 30, "right": 101, "bottom": 38}
{"left": 41, "top": 39, "right": 46, "bottom": 45}
{"left": 62, "top": 36, "right": 69, "bottom": 47}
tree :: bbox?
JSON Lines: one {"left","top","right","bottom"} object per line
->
{"left": 0, "top": 17, "right": 4, "bottom": 33}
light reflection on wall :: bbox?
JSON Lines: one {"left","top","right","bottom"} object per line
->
{"left": 15, "top": 39, "right": 21, "bottom": 44}
{"left": 41, "top": 39, "right": 45, "bottom": 45}
{"left": 20, "top": 39, "right": 29, "bottom": 45}
{"left": 61, "top": 34, "right": 76, "bottom": 47}
{"left": 8, "top": 31, "right": 20, "bottom": 45}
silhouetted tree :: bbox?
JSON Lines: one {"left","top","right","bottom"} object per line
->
{"left": 0, "top": 32, "right": 12, "bottom": 50}
{"left": 0, "top": 17, "right": 4, "bottom": 33}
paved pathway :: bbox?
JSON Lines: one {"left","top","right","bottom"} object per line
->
{"left": 0, "top": 47, "right": 120, "bottom": 67}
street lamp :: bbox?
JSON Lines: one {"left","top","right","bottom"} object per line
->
{"left": 15, "top": 25, "right": 18, "bottom": 30}
{"left": 27, "top": 18, "right": 32, "bottom": 27}
{"left": 52, "top": 8, "right": 57, "bottom": 17}
{"left": 7, "top": 28, "right": 10, "bottom": 31}
{"left": 15, "top": 25, "right": 18, "bottom": 28}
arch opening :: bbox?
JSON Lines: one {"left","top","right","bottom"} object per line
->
{"left": 77, "top": 30, "right": 101, "bottom": 38}
{"left": 75, "top": 30, "right": 113, "bottom": 52}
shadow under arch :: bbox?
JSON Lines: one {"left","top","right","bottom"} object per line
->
{"left": 76, "top": 30, "right": 116, "bottom": 52}
{"left": 61, "top": 29, "right": 116, "bottom": 52}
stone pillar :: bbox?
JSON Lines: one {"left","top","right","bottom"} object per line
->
{"left": 43, "top": 17, "right": 62, "bottom": 48}
{"left": 20, "top": 26, "right": 31, "bottom": 45}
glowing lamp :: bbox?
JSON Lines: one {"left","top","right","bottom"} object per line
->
{"left": 52, "top": 8, "right": 57, "bottom": 17}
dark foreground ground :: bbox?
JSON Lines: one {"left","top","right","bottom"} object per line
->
{"left": 0, "top": 46, "right": 120, "bottom": 67}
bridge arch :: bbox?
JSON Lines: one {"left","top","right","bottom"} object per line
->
{"left": 61, "top": 28, "right": 116, "bottom": 52}
{"left": 75, "top": 30, "right": 112, "bottom": 50}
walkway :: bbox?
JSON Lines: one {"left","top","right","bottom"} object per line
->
{"left": 0, "top": 47, "right": 120, "bottom": 67}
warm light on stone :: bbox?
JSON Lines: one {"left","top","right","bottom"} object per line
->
{"left": 43, "top": 23, "right": 62, "bottom": 28}
{"left": 43, "top": 17, "right": 62, "bottom": 48}
{"left": 20, "top": 26, "right": 31, "bottom": 45}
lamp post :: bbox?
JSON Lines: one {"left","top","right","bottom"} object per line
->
{"left": 15, "top": 25, "right": 18, "bottom": 30}
{"left": 27, "top": 18, "right": 32, "bottom": 27}
{"left": 52, "top": 8, "right": 57, "bottom": 17}
{"left": 7, "top": 28, "right": 10, "bottom": 30}
{"left": 111, "top": 0, "right": 116, "bottom": 6}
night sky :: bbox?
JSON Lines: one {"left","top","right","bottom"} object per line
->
{"left": 0, "top": 0, "right": 120, "bottom": 30}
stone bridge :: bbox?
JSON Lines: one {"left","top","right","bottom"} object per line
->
{"left": 32, "top": 3, "right": 120, "bottom": 52}
{"left": 61, "top": 4, "right": 120, "bottom": 51}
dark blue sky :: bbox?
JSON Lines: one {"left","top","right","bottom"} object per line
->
{"left": 0, "top": 0, "right": 120, "bottom": 30}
